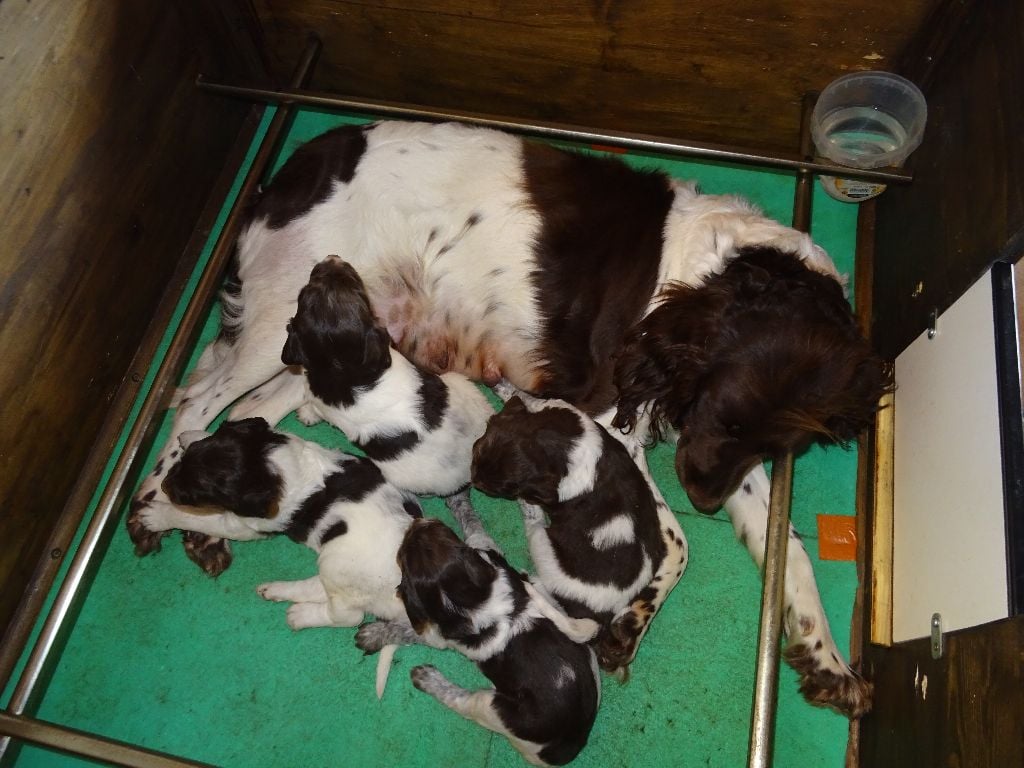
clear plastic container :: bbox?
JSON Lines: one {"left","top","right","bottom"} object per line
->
{"left": 811, "top": 71, "right": 927, "bottom": 203}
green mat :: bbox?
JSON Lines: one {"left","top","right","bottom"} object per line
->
{"left": 3, "top": 108, "right": 860, "bottom": 768}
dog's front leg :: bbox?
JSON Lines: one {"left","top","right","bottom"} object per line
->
{"left": 445, "top": 490, "right": 502, "bottom": 554}
{"left": 723, "top": 463, "right": 872, "bottom": 718}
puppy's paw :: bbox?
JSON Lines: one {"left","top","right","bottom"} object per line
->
{"left": 355, "top": 621, "right": 392, "bottom": 654}
{"left": 410, "top": 664, "right": 445, "bottom": 694}
{"left": 125, "top": 495, "right": 168, "bottom": 556}
{"left": 256, "top": 582, "right": 288, "bottom": 602}
{"left": 295, "top": 403, "right": 321, "bottom": 426}
{"left": 182, "top": 532, "right": 232, "bottom": 577}
{"left": 784, "top": 642, "right": 873, "bottom": 718}
{"left": 491, "top": 379, "right": 518, "bottom": 402}
{"left": 285, "top": 602, "right": 325, "bottom": 630}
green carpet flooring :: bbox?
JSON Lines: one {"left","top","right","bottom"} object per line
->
{"left": 3, "top": 108, "right": 861, "bottom": 767}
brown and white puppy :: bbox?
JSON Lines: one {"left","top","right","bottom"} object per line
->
{"left": 471, "top": 393, "right": 676, "bottom": 677}
{"left": 133, "top": 417, "right": 421, "bottom": 631}
{"left": 357, "top": 518, "right": 601, "bottom": 767}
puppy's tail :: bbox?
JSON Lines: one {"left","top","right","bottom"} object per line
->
{"left": 375, "top": 643, "right": 398, "bottom": 699}
{"left": 524, "top": 581, "right": 600, "bottom": 643}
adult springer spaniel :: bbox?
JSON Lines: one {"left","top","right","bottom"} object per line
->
{"left": 130, "top": 119, "right": 889, "bottom": 718}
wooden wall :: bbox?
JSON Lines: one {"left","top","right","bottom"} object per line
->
{"left": 250, "top": 0, "right": 938, "bottom": 156}
{"left": 0, "top": 1, "right": 265, "bottom": 652}
{"left": 871, "top": 0, "right": 1024, "bottom": 359}
{"left": 861, "top": 1, "right": 1024, "bottom": 764}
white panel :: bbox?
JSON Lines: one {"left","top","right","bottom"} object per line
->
{"left": 892, "top": 272, "right": 1009, "bottom": 641}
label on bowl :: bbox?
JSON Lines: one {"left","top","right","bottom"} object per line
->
{"left": 820, "top": 175, "right": 887, "bottom": 203}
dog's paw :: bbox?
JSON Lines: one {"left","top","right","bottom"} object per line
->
{"left": 295, "top": 403, "right": 321, "bottom": 426}
{"left": 784, "top": 642, "right": 873, "bottom": 718}
{"left": 410, "top": 664, "right": 445, "bottom": 694}
{"left": 256, "top": 582, "right": 288, "bottom": 602}
{"left": 595, "top": 617, "right": 639, "bottom": 679}
{"left": 125, "top": 495, "right": 168, "bottom": 556}
{"left": 355, "top": 621, "right": 392, "bottom": 654}
{"left": 182, "top": 532, "right": 232, "bottom": 577}
{"left": 491, "top": 379, "right": 518, "bottom": 402}
{"left": 285, "top": 602, "right": 326, "bottom": 630}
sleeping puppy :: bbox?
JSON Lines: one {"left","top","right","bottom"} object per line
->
{"left": 134, "top": 417, "right": 421, "bottom": 632}
{"left": 357, "top": 517, "right": 602, "bottom": 767}
{"left": 229, "top": 254, "right": 494, "bottom": 513}
{"left": 471, "top": 392, "right": 673, "bottom": 677}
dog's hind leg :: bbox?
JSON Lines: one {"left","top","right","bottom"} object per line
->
{"left": 445, "top": 490, "right": 502, "bottom": 554}
{"left": 410, "top": 666, "right": 547, "bottom": 766}
{"left": 724, "top": 463, "right": 872, "bottom": 718}
{"left": 599, "top": 427, "right": 688, "bottom": 675}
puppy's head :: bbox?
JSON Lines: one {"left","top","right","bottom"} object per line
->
{"left": 282, "top": 256, "right": 392, "bottom": 405}
{"left": 613, "top": 246, "right": 891, "bottom": 512}
{"left": 396, "top": 518, "right": 497, "bottom": 641}
{"left": 471, "top": 396, "right": 583, "bottom": 506}
{"left": 161, "top": 418, "right": 288, "bottom": 518}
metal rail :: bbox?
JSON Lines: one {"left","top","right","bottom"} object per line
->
{"left": 0, "top": 34, "right": 322, "bottom": 765}
{"left": 0, "top": 713, "right": 216, "bottom": 768}
{"left": 194, "top": 79, "right": 913, "bottom": 186}
{"left": 747, "top": 92, "right": 817, "bottom": 768}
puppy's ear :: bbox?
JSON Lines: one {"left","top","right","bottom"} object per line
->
{"left": 178, "top": 430, "right": 210, "bottom": 450}
{"left": 396, "top": 571, "right": 430, "bottom": 633}
{"left": 501, "top": 395, "right": 527, "bottom": 414}
{"left": 361, "top": 325, "right": 392, "bottom": 375}
{"left": 281, "top": 320, "right": 307, "bottom": 367}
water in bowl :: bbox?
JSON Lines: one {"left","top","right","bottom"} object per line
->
{"left": 817, "top": 106, "right": 908, "bottom": 162}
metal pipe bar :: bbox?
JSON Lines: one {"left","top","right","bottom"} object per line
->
{"left": 194, "top": 79, "right": 913, "bottom": 186}
{"left": 0, "top": 34, "right": 322, "bottom": 763}
{"left": 748, "top": 91, "right": 817, "bottom": 768}
{"left": 0, "top": 712, "right": 216, "bottom": 768}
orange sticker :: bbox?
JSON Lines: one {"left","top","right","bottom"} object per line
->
{"left": 816, "top": 515, "right": 857, "bottom": 561}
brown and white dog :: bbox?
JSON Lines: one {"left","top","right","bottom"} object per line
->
{"left": 471, "top": 390, "right": 676, "bottom": 678}
{"left": 131, "top": 119, "right": 887, "bottom": 717}
{"left": 356, "top": 517, "right": 602, "bottom": 766}
{"left": 131, "top": 417, "right": 420, "bottom": 632}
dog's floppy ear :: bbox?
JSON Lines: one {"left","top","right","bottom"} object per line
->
{"left": 178, "top": 430, "right": 210, "bottom": 450}
{"left": 501, "top": 395, "right": 527, "bottom": 414}
{"left": 281, "top": 320, "right": 307, "bottom": 367}
{"left": 612, "top": 284, "right": 720, "bottom": 435}
{"left": 361, "top": 325, "right": 392, "bottom": 376}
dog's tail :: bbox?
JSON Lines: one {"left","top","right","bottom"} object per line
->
{"left": 375, "top": 643, "right": 398, "bottom": 699}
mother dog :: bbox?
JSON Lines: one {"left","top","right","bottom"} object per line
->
{"left": 131, "top": 120, "right": 888, "bottom": 718}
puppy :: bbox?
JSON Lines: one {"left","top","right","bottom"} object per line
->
{"left": 229, "top": 255, "right": 494, "bottom": 511}
{"left": 472, "top": 392, "right": 674, "bottom": 677}
{"left": 136, "top": 417, "right": 421, "bottom": 632}
{"left": 357, "top": 517, "right": 601, "bottom": 767}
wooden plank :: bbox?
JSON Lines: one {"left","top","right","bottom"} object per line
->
{"left": 250, "top": 0, "right": 938, "bottom": 154}
{"left": 862, "top": 616, "right": 1024, "bottom": 767}
{"left": 0, "top": 0, "right": 259, "bottom": 641}
{"left": 871, "top": 390, "right": 895, "bottom": 646}
{"left": 873, "top": 0, "right": 1024, "bottom": 358}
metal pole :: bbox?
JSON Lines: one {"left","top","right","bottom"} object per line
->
{"left": 0, "top": 35, "right": 322, "bottom": 763}
{"left": 747, "top": 92, "right": 817, "bottom": 768}
{"left": 194, "top": 79, "right": 913, "bottom": 186}
{"left": 0, "top": 712, "right": 216, "bottom": 768}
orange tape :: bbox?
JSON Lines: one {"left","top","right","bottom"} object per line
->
{"left": 816, "top": 515, "right": 857, "bottom": 561}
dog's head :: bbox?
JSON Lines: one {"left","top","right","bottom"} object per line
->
{"left": 471, "top": 396, "right": 582, "bottom": 506}
{"left": 161, "top": 417, "right": 288, "bottom": 518}
{"left": 282, "top": 256, "right": 392, "bottom": 406}
{"left": 613, "top": 246, "right": 892, "bottom": 512}
{"left": 396, "top": 518, "right": 499, "bottom": 641}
